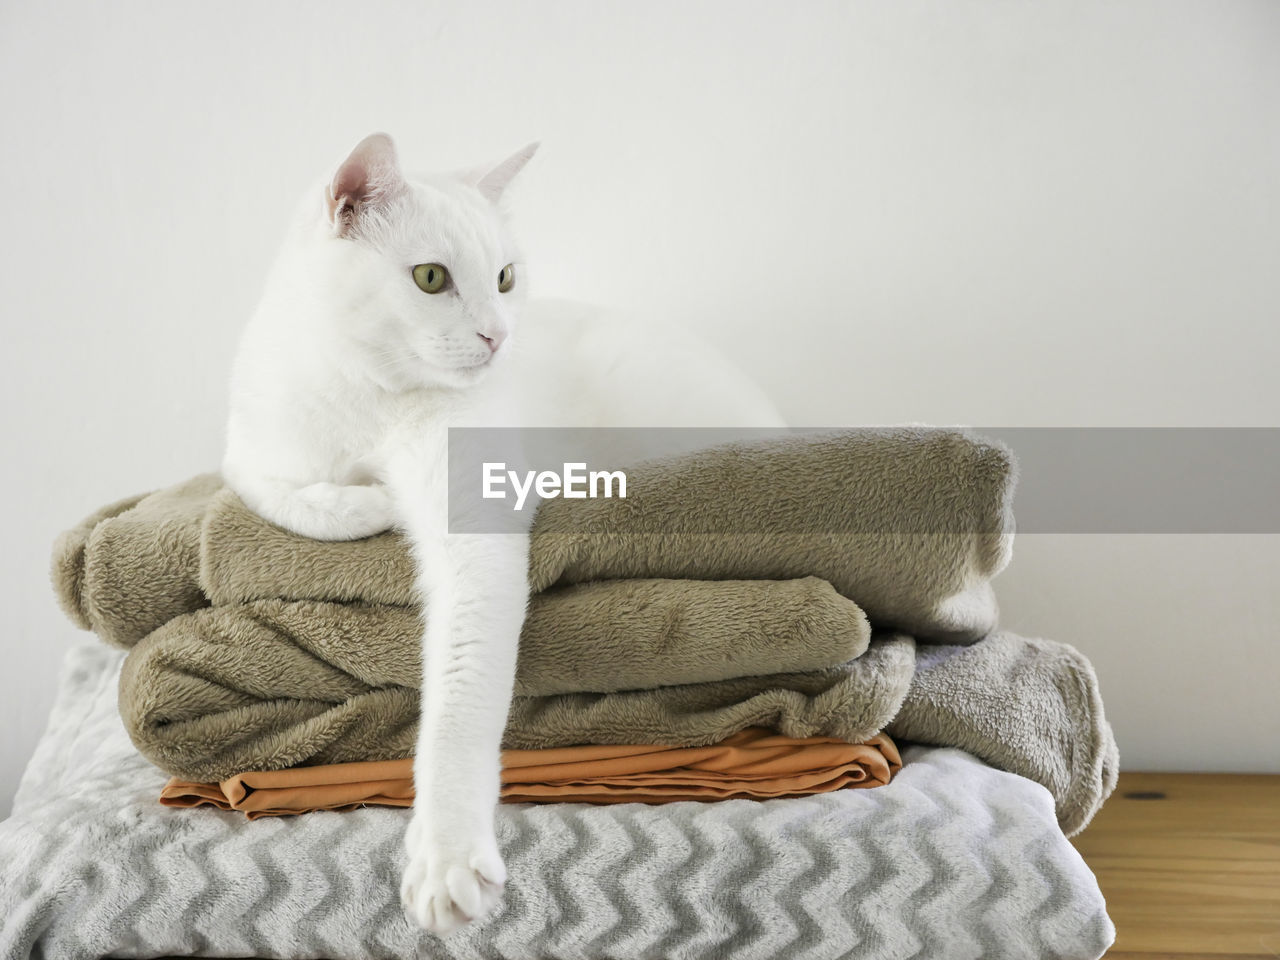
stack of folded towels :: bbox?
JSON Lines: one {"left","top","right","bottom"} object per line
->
{"left": 2, "top": 428, "right": 1120, "bottom": 960}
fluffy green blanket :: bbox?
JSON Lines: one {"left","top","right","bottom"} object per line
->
{"left": 55, "top": 429, "right": 1015, "bottom": 647}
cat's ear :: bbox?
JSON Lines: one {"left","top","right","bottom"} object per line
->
{"left": 473, "top": 142, "right": 540, "bottom": 203}
{"left": 327, "top": 133, "right": 406, "bottom": 236}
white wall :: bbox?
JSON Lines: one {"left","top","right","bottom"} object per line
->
{"left": 2, "top": 0, "right": 1277, "bottom": 816}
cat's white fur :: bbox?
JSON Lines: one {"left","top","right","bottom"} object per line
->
{"left": 223, "top": 133, "right": 784, "bottom": 934}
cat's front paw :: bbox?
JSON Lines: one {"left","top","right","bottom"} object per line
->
{"left": 401, "top": 815, "right": 506, "bottom": 935}
{"left": 295, "top": 482, "right": 395, "bottom": 540}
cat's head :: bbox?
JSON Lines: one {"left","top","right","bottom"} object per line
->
{"left": 308, "top": 133, "right": 536, "bottom": 391}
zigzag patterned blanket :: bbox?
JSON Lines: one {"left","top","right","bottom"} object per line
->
{"left": 0, "top": 644, "right": 1114, "bottom": 960}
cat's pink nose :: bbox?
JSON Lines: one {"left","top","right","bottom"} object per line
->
{"left": 478, "top": 330, "right": 506, "bottom": 353}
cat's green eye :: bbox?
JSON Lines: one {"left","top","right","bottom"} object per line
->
{"left": 498, "top": 263, "right": 515, "bottom": 293}
{"left": 412, "top": 263, "right": 449, "bottom": 294}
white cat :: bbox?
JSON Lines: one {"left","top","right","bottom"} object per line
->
{"left": 223, "top": 133, "right": 784, "bottom": 934}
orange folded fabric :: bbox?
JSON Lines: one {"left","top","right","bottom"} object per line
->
{"left": 160, "top": 728, "right": 901, "bottom": 819}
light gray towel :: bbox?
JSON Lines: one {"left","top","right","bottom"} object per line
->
{"left": 889, "top": 632, "right": 1120, "bottom": 836}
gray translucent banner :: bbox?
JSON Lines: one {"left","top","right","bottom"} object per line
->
{"left": 447, "top": 427, "right": 1280, "bottom": 534}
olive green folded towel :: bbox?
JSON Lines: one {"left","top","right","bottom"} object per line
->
{"left": 53, "top": 428, "right": 1016, "bottom": 648}
{"left": 117, "top": 599, "right": 914, "bottom": 783}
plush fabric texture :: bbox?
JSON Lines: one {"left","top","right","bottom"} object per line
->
{"left": 51, "top": 476, "right": 217, "bottom": 646}
{"left": 116, "top": 601, "right": 914, "bottom": 781}
{"left": 157, "top": 729, "right": 903, "bottom": 816}
{"left": 524, "top": 429, "right": 1016, "bottom": 643}
{"left": 0, "top": 645, "right": 1115, "bottom": 960}
{"left": 518, "top": 576, "right": 870, "bottom": 694}
{"left": 52, "top": 428, "right": 1016, "bottom": 646}
{"left": 887, "top": 633, "right": 1121, "bottom": 837}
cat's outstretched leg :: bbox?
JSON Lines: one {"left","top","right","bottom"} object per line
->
{"left": 388, "top": 441, "right": 529, "bottom": 934}
{"left": 397, "top": 530, "right": 528, "bottom": 933}
{"left": 224, "top": 472, "right": 396, "bottom": 540}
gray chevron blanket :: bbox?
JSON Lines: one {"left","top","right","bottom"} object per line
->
{"left": 0, "top": 644, "right": 1115, "bottom": 960}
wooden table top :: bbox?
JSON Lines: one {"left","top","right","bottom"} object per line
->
{"left": 1071, "top": 771, "right": 1280, "bottom": 959}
